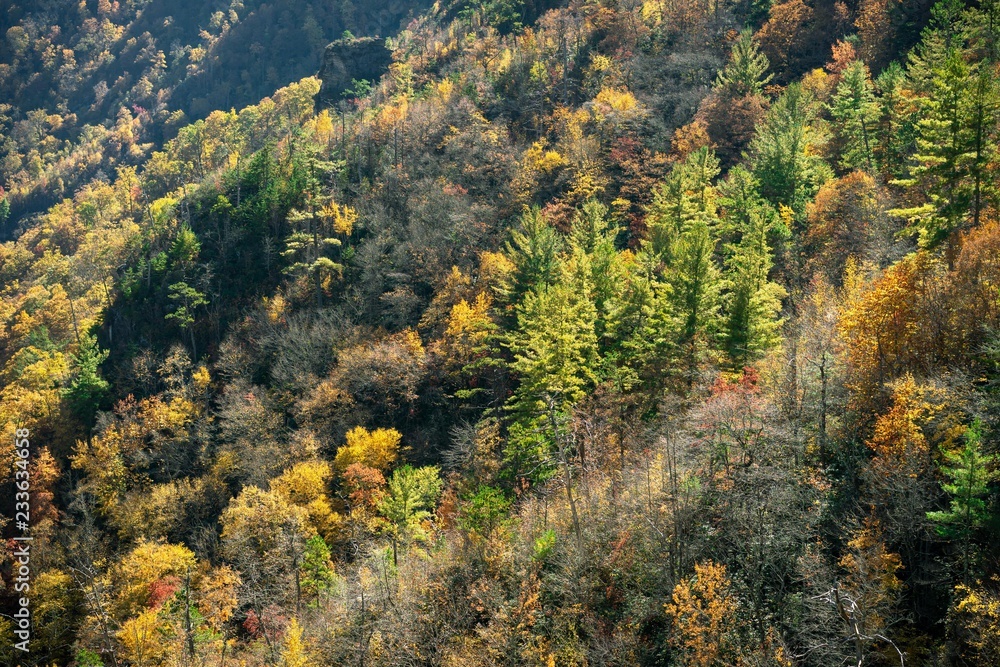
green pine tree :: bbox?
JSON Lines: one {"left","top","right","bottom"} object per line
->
{"left": 714, "top": 28, "right": 773, "bottom": 98}
{"left": 378, "top": 466, "right": 443, "bottom": 567}
{"left": 829, "top": 60, "right": 881, "bottom": 173}
{"left": 282, "top": 201, "right": 344, "bottom": 308}
{"left": 63, "top": 334, "right": 110, "bottom": 430}
{"left": 873, "top": 62, "right": 915, "bottom": 178}
{"left": 300, "top": 535, "right": 337, "bottom": 602}
{"left": 638, "top": 147, "right": 724, "bottom": 389}
{"left": 670, "top": 218, "right": 722, "bottom": 387}
{"left": 500, "top": 206, "right": 563, "bottom": 311}
{"left": 965, "top": 0, "right": 1000, "bottom": 226}
{"left": 748, "top": 83, "right": 832, "bottom": 224}
{"left": 569, "top": 199, "right": 624, "bottom": 347}
{"left": 927, "top": 420, "right": 999, "bottom": 581}
{"left": 505, "top": 251, "right": 600, "bottom": 484}
{"left": 626, "top": 270, "right": 680, "bottom": 395}
{"left": 889, "top": 0, "right": 999, "bottom": 257}
{"left": 165, "top": 281, "right": 208, "bottom": 358}
{"left": 720, "top": 172, "right": 786, "bottom": 368}
{"left": 508, "top": 252, "right": 600, "bottom": 417}
{"left": 645, "top": 147, "right": 720, "bottom": 264}
{"left": 891, "top": 46, "right": 976, "bottom": 254}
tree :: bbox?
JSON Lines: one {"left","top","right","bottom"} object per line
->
{"left": 829, "top": 60, "right": 880, "bottom": 173}
{"left": 965, "top": 2, "right": 1000, "bottom": 229}
{"left": 509, "top": 251, "right": 600, "bottom": 413}
{"left": 927, "top": 420, "right": 999, "bottom": 581}
{"left": 506, "top": 250, "right": 600, "bottom": 484}
{"left": 623, "top": 254, "right": 680, "bottom": 397}
{"left": 837, "top": 254, "right": 932, "bottom": 417}
{"left": 646, "top": 147, "right": 720, "bottom": 265}
{"left": 165, "top": 281, "right": 207, "bottom": 358}
{"left": 333, "top": 426, "right": 401, "bottom": 473}
{"left": 117, "top": 609, "right": 168, "bottom": 667}
{"left": 873, "top": 62, "right": 914, "bottom": 178}
{"left": 756, "top": 0, "right": 815, "bottom": 76}
{"left": 721, "top": 226, "right": 784, "bottom": 369}
{"left": 855, "top": 0, "right": 897, "bottom": 69}
{"left": 220, "top": 486, "right": 311, "bottom": 656}
{"left": 664, "top": 561, "right": 740, "bottom": 667}
{"left": 951, "top": 578, "right": 1000, "bottom": 666}
{"left": 792, "top": 275, "right": 845, "bottom": 457}
{"left": 299, "top": 535, "right": 337, "bottom": 603}
{"left": 499, "top": 206, "right": 563, "bottom": 312}
{"left": 640, "top": 148, "right": 723, "bottom": 387}
{"left": 458, "top": 0, "right": 527, "bottom": 33}
{"left": 111, "top": 541, "right": 199, "bottom": 645}
{"left": 859, "top": 375, "right": 965, "bottom": 597}
{"left": 63, "top": 334, "right": 110, "bottom": 430}
{"left": 568, "top": 199, "right": 624, "bottom": 344}
{"left": 720, "top": 167, "right": 785, "bottom": 368}
{"left": 803, "top": 172, "right": 893, "bottom": 285}
{"left": 457, "top": 485, "right": 513, "bottom": 539}
{"left": 280, "top": 618, "right": 312, "bottom": 667}
{"left": 378, "top": 465, "right": 443, "bottom": 566}
{"left": 32, "top": 569, "right": 79, "bottom": 662}
{"left": 671, "top": 217, "right": 722, "bottom": 386}
{"left": 169, "top": 226, "right": 201, "bottom": 269}
{"left": 282, "top": 198, "right": 349, "bottom": 307}
{"left": 715, "top": 29, "right": 773, "bottom": 97}
{"left": 890, "top": 0, "right": 996, "bottom": 260}
{"left": 806, "top": 519, "right": 905, "bottom": 667}
{"left": 748, "top": 83, "right": 831, "bottom": 224}
{"left": 271, "top": 460, "right": 343, "bottom": 541}
{"left": 892, "top": 47, "right": 974, "bottom": 253}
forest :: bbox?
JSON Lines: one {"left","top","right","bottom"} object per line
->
{"left": 0, "top": 0, "right": 999, "bottom": 665}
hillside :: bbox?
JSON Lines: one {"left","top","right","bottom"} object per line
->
{"left": 0, "top": 0, "right": 432, "bottom": 229}
{"left": 1, "top": 0, "right": 1000, "bottom": 666}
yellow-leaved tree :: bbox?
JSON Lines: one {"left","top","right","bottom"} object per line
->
{"left": 665, "top": 561, "right": 739, "bottom": 667}
{"left": 281, "top": 618, "right": 313, "bottom": 667}
{"left": 334, "top": 426, "right": 401, "bottom": 473}
{"left": 665, "top": 561, "right": 788, "bottom": 667}
{"left": 271, "top": 460, "right": 344, "bottom": 541}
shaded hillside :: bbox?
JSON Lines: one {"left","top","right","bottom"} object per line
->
{"left": 0, "top": 0, "right": 432, "bottom": 228}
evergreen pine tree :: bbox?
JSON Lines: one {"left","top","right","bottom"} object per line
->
{"left": 874, "top": 62, "right": 914, "bottom": 178}
{"left": 63, "top": 335, "right": 111, "bottom": 430}
{"left": 748, "top": 83, "right": 832, "bottom": 224}
{"left": 715, "top": 28, "right": 773, "bottom": 98}
{"left": 720, "top": 176, "right": 786, "bottom": 368}
{"left": 508, "top": 252, "right": 600, "bottom": 417}
{"left": 281, "top": 147, "right": 345, "bottom": 306}
{"left": 645, "top": 147, "right": 720, "bottom": 264}
{"left": 829, "top": 60, "right": 881, "bottom": 173}
{"left": 641, "top": 148, "right": 724, "bottom": 388}
{"left": 890, "top": 0, "right": 998, "bottom": 258}
{"left": 505, "top": 251, "right": 600, "bottom": 482}
{"left": 570, "top": 200, "right": 625, "bottom": 346}
{"left": 891, "top": 46, "right": 976, "bottom": 254}
{"left": 626, "top": 266, "right": 680, "bottom": 395}
{"left": 927, "top": 420, "right": 999, "bottom": 581}
{"left": 965, "top": 2, "right": 1000, "bottom": 226}
{"left": 669, "top": 218, "right": 722, "bottom": 386}
{"left": 282, "top": 202, "right": 345, "bottom": 308}
{"left": 500, "top": 206, "right": 563, "bottom": 311}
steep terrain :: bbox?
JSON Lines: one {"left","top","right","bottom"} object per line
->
{"left": 0, "top": 0, "right": 432, "bottom": 230}
{"left": 1, "top": 0, "right": 999, "bottom": 666}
